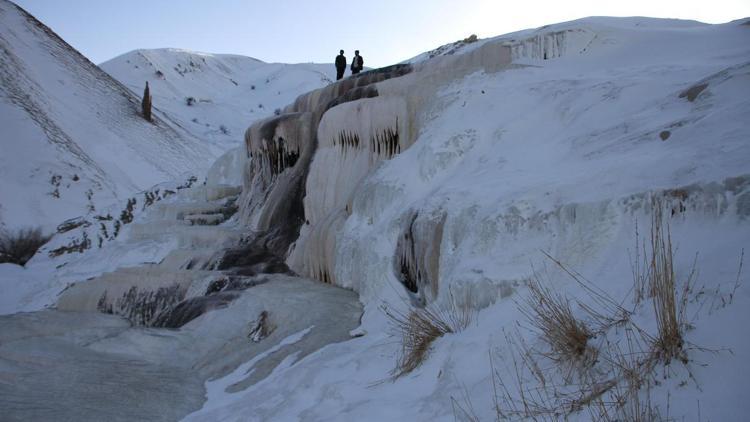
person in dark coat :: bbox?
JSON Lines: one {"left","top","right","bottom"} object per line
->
{"left": 335, "top": 50, "right": 347, "bottom": 80}
{"left": 350, "top": 50, "right": 363, "bottom": 75}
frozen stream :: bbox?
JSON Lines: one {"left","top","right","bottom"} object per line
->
{"left": 0, "top": 310, "right": 202, "bottom": 421}
{"left": 0, "top": 173, "right": 362, "bottom": 421}
{"left": 0, "top": 276, "right": 362, "bottom": 421}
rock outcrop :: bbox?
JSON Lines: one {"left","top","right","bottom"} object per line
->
{"left": 238, "top": 42, "right": 513, "bottom": 293}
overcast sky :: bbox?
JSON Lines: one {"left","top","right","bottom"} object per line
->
{"left": 12, "top": 0, "right": 750, "bottom": 67}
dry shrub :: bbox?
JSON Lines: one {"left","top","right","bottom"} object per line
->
{"left": 612, "top": 385, "right": 663, "bottom": 422}
{"left": 631, "top": 199, "right": 694, "bottom": 364}
{"left": 491, "top": 326, "right": 668, "bottom": 421}
{"left": 706, "top": 248, "right": 744, "bottom": 313}
{"left": 490, "top": 330, "right": 592, "bottom": 421}
{"left": 646, "top": 204, "right": 691, "bottom": 365}
{"left": 590, "top": 328, "right": 666, "bottom": 421}
{"left": 520, "top": 276, "right": 594, "bottom": 368}
{"left": 486, "top": 260, "right": 625, "bottom": 420}
{"left": 541, "top": 250, "right": 631, "bottom": 336}
{"left": 487, "top": 198, "right": 737, "bottom": 421}
{"left": 591, "top": 381, "right": 664, "bottom": 422}
{"left": 0, "top": 227, "right": 51, "bottom": 266}
{"left": 385, "top": 295, "right": 472, "bottom": 378}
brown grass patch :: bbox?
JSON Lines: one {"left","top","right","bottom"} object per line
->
{"left": 520, "top": 276, "right": 594, "bottom": 368}
{"left": 385, "top": 296, "right": 472, "bottom": 378}
{"left": 647, "top": 204, "right": 691, "bottom": 365}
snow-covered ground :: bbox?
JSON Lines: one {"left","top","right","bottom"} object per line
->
{"left": 191, "top": 16, "right": 750, "bottom": 421}
{"left": 101, "top": 49, "right": 335, "bottom": 151}
{"left": 0, "top": 0, "right": 213, "bottom": 233}
{"left": 0, "top": 277, "right": 361, "bottom": 422}
{"left": 1, "top": 8, "right": 749, "bottom": 422}
{"left": 0, "top": 0, "right": 335, "bottom": 235}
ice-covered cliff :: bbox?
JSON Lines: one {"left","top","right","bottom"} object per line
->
{"left": 239, "top": 17, "right": 750, "bottom": 305}
{"left": 203, "top": 16, "right": 750, "bottom": 420}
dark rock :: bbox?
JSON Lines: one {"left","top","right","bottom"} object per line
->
{"left": 678, "top": 83, "right": 708, "bottom": 102}
{"left": 97, "top": 284, "right": 185, "bottom": 327}
{"left": 205, "top": 275, "right": 269, "bottom": 295}
{"left": 248, "top": 310, "right": 274, "bottom": 342}
{"left": 216, "top": 239, "right": 293, "bottom": 276}
{"left": 152, "top": 292, "right": 238, "bottom": 328}
{"left": 48, "top": 232, "right": 91, "bottom": 257}
{"left": 56, "top": 216, "right": 90, "bottom": 233}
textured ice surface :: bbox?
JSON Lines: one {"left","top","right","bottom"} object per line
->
{"left": 0, "top": 277, "right": 362, "bottom": 421}
{"left": 0, "top": 310, "right": 203, "bottom": 422}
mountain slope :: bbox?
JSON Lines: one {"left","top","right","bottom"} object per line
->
{"left": 0, "top": 0, "right": 213, "bottom": 233}
{"left": 101, "top": 49, "right": 335, "bottom": 150}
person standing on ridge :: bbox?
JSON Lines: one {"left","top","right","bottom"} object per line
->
{"left": 335, "top": 50, "right": 347, "bottom": 80}
{"left": 350, "top": 50, "right": 364, "bottom": 75}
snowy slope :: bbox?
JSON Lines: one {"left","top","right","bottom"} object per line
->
{"left": 0, "top": 0, "right": 215, "bottom": 233}
{"left": 101, "top": 49, "right": 335, "bottom": 150}
{"left": 190, "top": 17, "right": 750, "bottom": 421}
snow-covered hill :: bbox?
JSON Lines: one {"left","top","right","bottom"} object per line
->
{"left": 101, "top": 49, "right": 335, "bottom": 150}
{"left": 0, "top": 0, "right": 214, "bottom": 233}
{"left": 1, "top": 11, "right": 749, "bottom": 422}
{"left": 199, "top": 16, "right": 750, "bottom": 421}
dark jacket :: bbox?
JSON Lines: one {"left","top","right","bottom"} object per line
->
{"left": 335, "top": 54, "right": 346, "bottom": 70}
{"left": 350, "top": 55, "right": 364, "bottom": 73}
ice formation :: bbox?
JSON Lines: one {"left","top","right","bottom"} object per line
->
{"left": 237, "top": 64, "right": 418, "bottom": 259}
{"left": 238, "top": 42, "right": 514, "bottom": 296}
{"left": 236, "top": 17, "right": 750, "bottom": 317}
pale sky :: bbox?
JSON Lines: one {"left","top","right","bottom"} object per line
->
{"left": 11, "top": 0, "right": 750, "bottom": 67}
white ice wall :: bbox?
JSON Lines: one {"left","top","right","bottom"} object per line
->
{"left": 283, "top": 42, "right": 514, "bottom": 287}
{"left": 509, "top": 28, "right": 595, "bottom": 60}
{"left": 287, "top": 97, "right": 409, "bottom": 283}
{"left": 237, "top": 18, "right": 750, "bottom": 322}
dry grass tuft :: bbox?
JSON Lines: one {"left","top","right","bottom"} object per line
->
{"left": 591, "top": 382, "right": 665, "bottom": 422}
{"left": 520, "top": 276, "right": 594, "bottom": 367}
{"left": 491, "top": 325, "right": 668, "bottom": 421}
{"left": 647, "top": 204, "right": 690, "bottom": 365}
{"left": 385, "top": 296, "right": 472, "bottom": 378}
{"left": 490, "top": 330, "right": 589, "bottom": 420}
{"left": 542, "top": 250, "right": 631, "bottom": 335}
{"left": 591, "top": 328, "right": 665, "bottom": 421}
{"left": 484, "top": 198, "right": 737, "bottom": 421}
